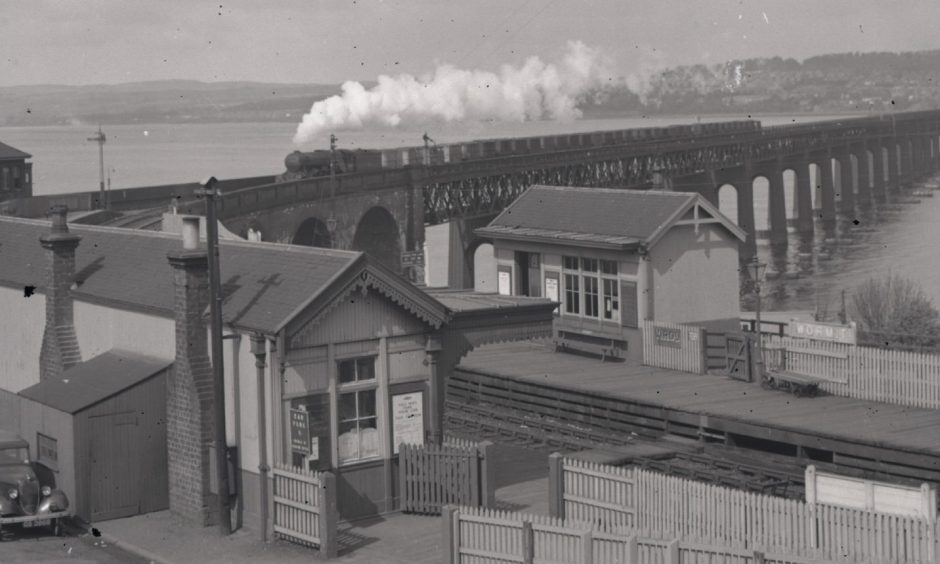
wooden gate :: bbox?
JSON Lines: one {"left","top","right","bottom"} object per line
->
{"left": 725, "top": 333, "right": 754, "bottom": 382}
{"left": 272, "top": 463, "right": 337, "bottom": 556}
{"left": 704, "top": 331, "right": 728, "bottom": 371}
{"left": 399, "top": 442, "right": 492, "bottom": 514}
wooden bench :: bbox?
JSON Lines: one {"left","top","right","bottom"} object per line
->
{"left": 762, "top": 369, "right": 826, "bottom": 397}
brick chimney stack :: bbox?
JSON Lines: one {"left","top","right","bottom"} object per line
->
{"left": 39, "top": 205, "right": 82, "bottom": 382}
{"left": 166, "top": 216, "right": 217, "bottom": 526}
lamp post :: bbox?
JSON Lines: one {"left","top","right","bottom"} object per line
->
{"left": 747, "top": 257, "right": 768, "bottom": 379}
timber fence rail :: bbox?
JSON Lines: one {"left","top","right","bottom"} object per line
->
{"left": 442, "top": 505, "right": 847, "bottom": 564}
{"left": 764, "top": 335, "right": 940, "bottom": 410}
{"left": 271, "top": 462, "right": 337, "bottom": 558}
{"left": 548, "top": 454, "right": 938, "bottom": 563}
{"left": 399, "top": 441, "right": 496, "bottom": 515}
{"left": 641, "top": 320, "right": 706, "bottom": 374}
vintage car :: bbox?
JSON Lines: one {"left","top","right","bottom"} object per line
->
{"left": 0, "top": 431, "right": 70, "bottom": 538}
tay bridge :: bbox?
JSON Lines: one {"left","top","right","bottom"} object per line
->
{"left": 10, "top": 110, "right": 940, "bottom": 288}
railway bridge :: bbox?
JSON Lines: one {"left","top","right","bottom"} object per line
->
{"left": 34, "top": 110, "right": 939, "bottom": 288}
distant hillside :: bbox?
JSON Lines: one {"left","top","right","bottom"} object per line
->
{"left": 0, "top": 80, "right": 345, "bottom": 126}
{"left": 4, "top": 49, "right": 940, "bottom": 126}
{"left": 584, "top": 49, "right": 940, "bottom": 116}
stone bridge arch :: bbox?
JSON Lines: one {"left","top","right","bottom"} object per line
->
{"left": 292, "top": 216, "right": 333, "bottom": 248}
{"left": 352, "top": 206, "right": 403, "bottom": 271}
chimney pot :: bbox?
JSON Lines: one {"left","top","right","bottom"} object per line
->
{"left": 49, "top": 205, "right": 69, "bottom": 233}
{"left": 181, "top": 216, "right": 200, "bottom": 250}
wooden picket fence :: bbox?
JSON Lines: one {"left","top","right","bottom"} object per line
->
{"left": 641, "top": 320, "right": 706, "bottom": 374}
{"left": 548, "top": 455, "right": 938, "bottom": 563}
{"left": 271, "top": 462, "right": 337, "bottom": 557}
{"left": 399, "top": 441, "right": 495, "bottom": 514}
{"left": 764, "top": 335, "right": 940, "bottom": 409}
{"left": 442, "top": 505, "right": 845, "bottom": 564}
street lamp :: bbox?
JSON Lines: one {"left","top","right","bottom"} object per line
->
{"left": 747, "top": 256, "right": 768, "bottom": 378}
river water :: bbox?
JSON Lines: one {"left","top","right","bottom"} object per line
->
{"left": 3, "top": 114, "right": 937, "bottom": 313}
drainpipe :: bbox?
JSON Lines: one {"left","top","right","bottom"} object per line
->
{"left": 249, "top": 334, "right": 269, "bottom": 542}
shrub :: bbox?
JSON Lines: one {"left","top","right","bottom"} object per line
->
{"left": 851, "top": 274, "right": 940, "bottom": 349}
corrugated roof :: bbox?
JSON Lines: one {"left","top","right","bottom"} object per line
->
{"left": 484, "top": 185, "right": 696, "bottom": 242}
{"left": 18, "top": 350, "right": 172, "bottom": 414}
{"left": 0, "top": 141, "right": 31, "bottom": 160}
{"left": 0, "top": 216, "right": 361, "bottom": 334}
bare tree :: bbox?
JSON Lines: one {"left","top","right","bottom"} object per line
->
{"left": 851, "top": 274, "right": 940, "bottom": 349}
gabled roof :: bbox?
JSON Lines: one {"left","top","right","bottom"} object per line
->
{"left": 475, "top": 185, "right": 745, "bottom": 250}
{"left": 18, "top": 350, "right": 172, "bottom": 414}
{"left": 0, "top": 216, "right": 362, "bottom": 334}
{"left": 0, "top": 141, "right": 31, "bottom": 160}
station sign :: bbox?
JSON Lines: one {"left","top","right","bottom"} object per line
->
{"left": 289, "top": 408, "right": 311, "bottom": 455}
{"left": 654, "top": 326, "right": 683, "bottom": 349}
{"left": 400, "top": 250, "right": 425, "bottom": 268}
{"left": 790, "top": 319, "right": 857, "bottom": 345}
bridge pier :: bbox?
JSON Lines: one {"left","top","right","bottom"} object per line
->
{"left": 869, "top": 141, "right": 887, "bottom": 202}
{"left": 766, "top": 165, "right": 788, "bottom": 245}
{"left": 833, "top": 151, "right": 855, "bottom": 215}
{"left": 446, "top": 215, "right": 498, "bottom": 290}
{"left": 854, "top": 144, "right": 872, "bottom": 207}
{"left": 900, "top": 138, "right": 914, "bottom": 185}
{"left": 887, "top": 140, "right": 901, "bottom": 192}
{"left": 793, "top": 159, "right": 814, "bottom": 232}
{"left": 736, "top": 167, "right": 757, "bottom": 261}
{"left": 813, "top": 152, "right": 836, "bottom": 222}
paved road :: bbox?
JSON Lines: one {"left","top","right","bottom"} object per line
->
{"left": 0, "top": 525, "right": 147, "bottom": 564}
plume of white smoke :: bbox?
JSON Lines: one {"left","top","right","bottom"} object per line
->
{"left": 292, "top": 41, "right": 615, "bottom": 146}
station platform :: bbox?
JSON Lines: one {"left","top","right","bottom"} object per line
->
{"left": 454, "top": 340, "right": 940, "bottom": 486}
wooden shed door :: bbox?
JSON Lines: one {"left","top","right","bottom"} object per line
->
{"left": 89, "top": 412, "right": 142, "bottom": 521}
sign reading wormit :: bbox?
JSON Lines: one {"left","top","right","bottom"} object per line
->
{"left": 790, "top": 319, "right": 857, "bottom": 345}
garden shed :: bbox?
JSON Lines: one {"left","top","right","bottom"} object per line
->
{"left": 17, "top": 349, "right": 171, "bottom": 523}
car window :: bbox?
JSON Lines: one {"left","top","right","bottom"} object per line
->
{"left": 0, "top": 447, "right": 28, "bottom": 464}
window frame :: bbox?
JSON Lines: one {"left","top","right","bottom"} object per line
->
{"left": 562, "top": 255, "right": 620, "bottom": 323}
{"left": 336, "top": 356, "right": 380, "bottom": 466}
{"left": 36, "top": 433, "right": 57, "bottom": 470}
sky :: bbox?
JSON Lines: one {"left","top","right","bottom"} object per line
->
{"left": 2, "top": 0, "right": 940, "bottom": 87}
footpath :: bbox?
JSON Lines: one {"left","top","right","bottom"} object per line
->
{"left": 95, "top": 443, "right": 550, "bottom": 564}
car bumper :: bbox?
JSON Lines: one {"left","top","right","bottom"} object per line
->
{"left": 0, "top": 510, "right": 70, "bottom": 525}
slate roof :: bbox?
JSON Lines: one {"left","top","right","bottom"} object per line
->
{"left": 0, "top": 216, "right": 361, "bottom": 334}
{"left": 18, "top": 350, "right": 172, "bottom": 414}
{"left": 476, "top": 185, "right": 743, "bottom": 249}
{"left": 0, "top": 141, "right": 31, "bottom": 160}
{"left": 426, "top": 289, "right": 554, "bottom": 312}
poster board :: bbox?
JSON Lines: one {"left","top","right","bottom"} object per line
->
{"left": 392, "top": 391, "right": 425, "bottom": 454}
{"left": 805, "top": 465, "right": 937, "bottom": 518}
{"left": 544, "top": 272, "right": 559, "bottom": 301}
{"left": 497, "top": 265, "right": 512, "bottom": 296}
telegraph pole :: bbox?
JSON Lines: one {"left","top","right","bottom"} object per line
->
{"left": 87, "top": 126, "right": 107, "bottom": 209}
{"left": 195, "top": 176, "right": 232, "bottom": 535}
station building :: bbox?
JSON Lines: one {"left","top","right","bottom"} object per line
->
{"left": 0, "top": 209, "right": 553, "bottom": 528}
{"left": 475, "top": 185, "right": 745, "bottom": 361}
{"left": 0, "top": 141, "right": 32, "bottom": 201}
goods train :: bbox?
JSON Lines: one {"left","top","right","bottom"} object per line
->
{"left": 277, "top": 120, "right": 762, "bottom": 182}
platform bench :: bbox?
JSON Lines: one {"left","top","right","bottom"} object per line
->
{"left": 762, "top": 370, "right": 826, "bottom": 397}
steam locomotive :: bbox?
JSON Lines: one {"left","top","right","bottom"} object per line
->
{"left": 277, "top": 120, "right": 762, "bottom": 182}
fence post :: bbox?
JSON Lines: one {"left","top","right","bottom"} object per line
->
{"left": 626, "top": 535, "right": 638, "bottom": 564}
{"left": 478, "top": 441, "right": 497, "bottom": 508}
{"left": 522, "top": 519, "right": 534, "bottom": 564}
{"left": 698, "top": 327, "right": 708, "bottom": 374}
{"left": 442, "top": 505, "right": 457, "bottom": 564}
{"left": 580, "top": 529, "right": 593, "bottom": 564}
{"left": 665, "top": 538, "right": 680, "bottom": 564}
{"left": 548, "top": 453, "right": 565, "bottom": 519}
{"left": 398, "top": 444, "right": 408, "bottom": 512}
{"left": 319, "top": 471, "right": 338, "bottom": 559}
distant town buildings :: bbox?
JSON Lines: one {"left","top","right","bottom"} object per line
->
{"left": 0, "top": 141, "right": 32, "bottom": 200}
